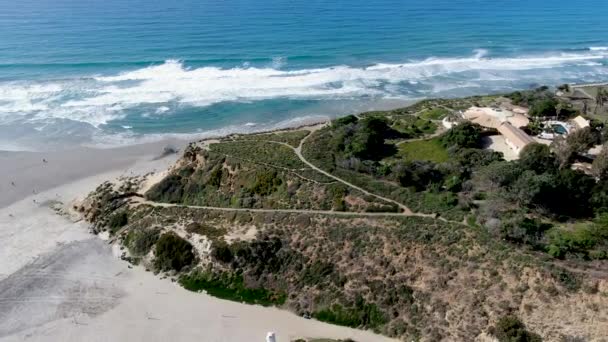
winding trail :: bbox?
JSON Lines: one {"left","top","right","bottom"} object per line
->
{"left": 274, "top": 127, "right": 435, "bottom": 217}
{"left": 127, "top": 124, "right": 445, "bottom": 224}
{"left": 131, "top": 196, "right": 409, "bottom": 217}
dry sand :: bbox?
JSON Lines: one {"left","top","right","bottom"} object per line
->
{"left": 0, "top": 139, "right": 394, "bottom": 342}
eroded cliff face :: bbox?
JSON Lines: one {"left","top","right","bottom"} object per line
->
{"left": 81, "top": 172, "right": 608, "bottom": 341}
{"left": 76, "top": 129, "right": 608, "bottom": 341}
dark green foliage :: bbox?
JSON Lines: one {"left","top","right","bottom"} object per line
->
{"left": 491, "top": 315, "right": 542, "bottom": 342}
{"left": 185, "top": 222, "right": 226, "bottom": 240}
{"left": 518, "top": 144, "right": 556, "bottom": 174}
{"left": 500, "top": 217, "right": 552, "bottom": 246}
{"left": 327, "top": 183, "right": 347, "bottom": 211}
{"left": 440, "top": 122, "right": 482, "bottom": 148}
{"left": 108, "top": 211, "right": 128, "bottom": 233}
{"left": 529, "top": 98, "right": 558, "bottom": 117}
{"left": 567, "top": 127, "right": 599, "bottom": 154}
{"left": 547, "top": 169, "right": 595, "bottom": 218}
{"left": 452, "top": 148, "right": 504, "bottom": 172}
{"left": 591, "top": 179, "right": 608, "bottom": 213}
{"left": 335, "top": 115, "right": 358, "bottom": 126}
{"left": 126, "top": 228, "right": 160, "bottom": 256}
{"left": 179, "top": 271, "right": 286, "bottom": 306}
{"left": 301, "top": 261, "right": 338, "bottom": 286}
{"left": 313, "top": 300, "right": 388, "bottom": 330}
{"left": 551, "top": 269, "right": 581, "bottom": 292}
{"left": 211, "top": 241, "right": 234, "bottom": 263}
{"left": 332, "top": 116, "right": 399, "bottom": 161}
{"left": 546, "top": 214, "right": 608, "bottom": 260}
{"left": 392, "top": 116, "right": 437, "bottom": 138}
{"left": 393, "top": 161, "right": 444, "bottom": 191}
{"left": 154, "top": 233, "right": 195, "bottom": 272}
{"left": 508, "top": 87, "right": 553, "bottom": 107}
{"left": 145, "top": 174, "right": 184, "bottom": 203}
{"left": 250, "top": 170, "right": 283, "bottom": 196}
{"left": 208, "top": 166, "right": 223, "bottom": 187}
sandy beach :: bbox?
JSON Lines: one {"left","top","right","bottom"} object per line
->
{"left": 0, "top": 138, "right": 394, "bottom": 342}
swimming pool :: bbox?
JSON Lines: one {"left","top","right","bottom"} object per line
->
{"left": 551, "top": 123, "right": 569, "bottom": 134}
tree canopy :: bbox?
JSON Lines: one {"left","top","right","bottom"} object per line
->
{"left": 441, "top": 122, "right": 483, "bottom": 149}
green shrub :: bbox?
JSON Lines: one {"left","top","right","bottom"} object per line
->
{"left": 185, "top": 222, "right": 226, "bottom": 240}
{"left": 126, "top": 228, "right": 160, "bottom": 256}
{"left": 491, "top": 315, "right": 542, "bottom": 342}
{"left": 313, "top": 301, "right": 387, "bottom": 330}
{"left": 108, "top": 211, "right": 128, "bottom": 233}
{"left": 250, "top": 170, "right": 283, "bottom": 196}
{"left": 154, "top": 233, "right": 195, "bottom": 272}
{"left": 179, "top": 271, "right": 285, "bottom": 306}
{"left": 145, "top": 174, "right": 184, "bottom": 203}
{"left": 441, "top": 122, "right": 482, "bottom": 149}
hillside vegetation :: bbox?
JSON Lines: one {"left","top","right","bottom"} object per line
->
{"left": 82, "top": 91, "right": 608, "bottom": 341}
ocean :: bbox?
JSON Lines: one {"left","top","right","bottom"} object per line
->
{"left": 1, "top": 0, "right": 607, "bottom": 150}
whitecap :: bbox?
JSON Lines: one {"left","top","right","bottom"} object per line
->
{"left": 0, "top": 49, "right": 607, "bottom": 130}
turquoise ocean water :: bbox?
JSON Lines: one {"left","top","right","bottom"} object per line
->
{"left": 1, "top": 0, "right": 607, "bottom": 150}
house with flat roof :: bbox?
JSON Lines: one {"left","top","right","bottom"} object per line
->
{"left": 497, "top": 122, "right": 535, "bottom": 155}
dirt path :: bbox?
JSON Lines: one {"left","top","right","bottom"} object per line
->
{"left": 286, "top": 128, "right": 429, "bottom": 216}
{"left": 130, "top": 196, "right": 410, "bottom": 217}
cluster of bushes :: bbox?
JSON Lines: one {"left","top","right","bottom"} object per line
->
{"left": 508, "top": 86, "right": 576, "bottom": 118}
{"left": 490, "top": 315, "right": 541, "bottom": 342}
{"left": 154, "top": 232, "right": 195, "bottom": 272}
{"left": 331, "top": 115, "right": 399, "bottom": 161}
{"left": 440, "top": 122, "right": 483, "bottom": 149}
{"left": 179, "top": 270, "right": 286, "bottom": 306}
{"left": 475, "top": 142, "right": 608, "bottom": 259}
{"left": 125, "top": 228, "right": 160, "bottom": 256}
{"left": 392, "top": 116, "right": 437, "bottom": 138}
{"left": 250, "top": 170, "right": 283, "bottom": 196}
{"left": 546, "top": 214, "right": 608, "bottom": 260}
{"left": 107, "top": 211, "right": 128, "bottom": 234}
{"left": 313, "top": 301, "right": 387, "bottom": 330}
{"left": 479, "top": 143, "right": 607, "bottom": 219}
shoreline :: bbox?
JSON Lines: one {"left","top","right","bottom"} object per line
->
{"left": 0, "top": 118, "right": 397, "bottom": 342}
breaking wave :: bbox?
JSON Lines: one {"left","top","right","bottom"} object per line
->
{"left": 0, "top": 49, "right": 607, "bottom": 130}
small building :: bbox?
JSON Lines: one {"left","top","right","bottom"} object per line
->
{"left": 571, "top": 115, "right": 590, "bottom": 130}
{"left": 497, "top": 122, "right": 535, "bottom": 155}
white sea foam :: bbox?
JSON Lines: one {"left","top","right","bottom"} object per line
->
{"left": 0, "top": 50, "right": 606, "bottom": 130}
{"left": 590, "top": 47, "right": 608, "bottom": 51}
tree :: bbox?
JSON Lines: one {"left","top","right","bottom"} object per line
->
{"left": 341, "top": 116, "right": 397, "bottom": 160}
{"left": 492, "top": 315, "right": 542, "bottom": 342}
{"left": 550, "top": 137, "right": 574, "bottom": 169}
{"left": 591, "top": 179, "right": 608, "bottom": 213}
{"left": 529, "top": 98, "right": 558, "bottom": 117}
{"left": 393, "top": 161, "right": 444, "bottom": 191}
{"left": 511, "top": 170, "right": 553, "bottom": 207}
{"left": 518, "top": 143, "right": 556, "bottom": 174}
{"left": 154, "top": 233, "right": 195, "bottom": 272}
{"left": 550, "top": 169, "right": 596, "bottom": 218}
{"left": 474, "top": 161, "right": 523, "bottom": 190}
{"left": 592, "top": 145, "right": 608, "bottom": 179}
{"left": 441, "top": 122, "right": 483, "bottom": 149}
{"left": 566, "top": 127, "right": 598, "bottom": 154}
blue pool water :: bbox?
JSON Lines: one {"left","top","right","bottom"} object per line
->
{"left": 0, "top": 0, "right": 607, "bottom": 150}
